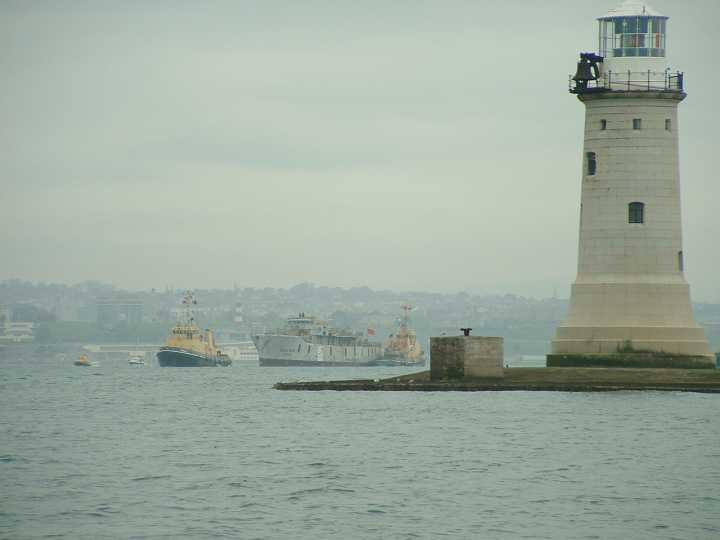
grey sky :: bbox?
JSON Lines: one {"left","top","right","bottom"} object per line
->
{"left": 2, "top": 0, "right": 718, "bottom": 300}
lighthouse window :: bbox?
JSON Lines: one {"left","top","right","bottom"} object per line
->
{"left": 678, "top": 251, "right": 684, "bottom": 271}
{"left": 600, "top": 119, "right": 607, "bottom": 130}
{"left": 665, "top": 119, "right": 672, "bottom": 131}
{"left": 586, "top": 152, "right": 597, "bottom": 176}
{"left": 629, "top": 202, "right": 645, "bottom": 224}
{"left": 633, "top": 118, "right": 642, "bottom": 130}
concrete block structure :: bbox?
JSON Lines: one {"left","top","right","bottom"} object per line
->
{"left": 549, "top": 0, "right": 713, "bottom": 368}
{"left": 431, "top": 336, "right": 503, "bottom": 380}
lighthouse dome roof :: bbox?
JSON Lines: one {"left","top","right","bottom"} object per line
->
{"left": 599, "top": 0, "right": 667, "bottom": 19}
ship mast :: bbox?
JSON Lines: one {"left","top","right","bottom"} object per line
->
{"left": 400, "top": 304, "right": 412, "bottom": 334}
{"left": 180, "top": 290, "right": 198, "bottom": 328}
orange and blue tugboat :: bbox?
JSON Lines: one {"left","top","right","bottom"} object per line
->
{"left": 157, "top": 292, "right": 231, "bottom": 367}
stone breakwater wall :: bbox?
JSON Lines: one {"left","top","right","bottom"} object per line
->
{"left": 274, "top": 334, "right": 720, "bottom": 393}
{"left": 274, "top": 368, "right": 720, "bottom": 394}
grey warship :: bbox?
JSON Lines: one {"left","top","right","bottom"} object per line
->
{"left": 253, "top": 313, "right": 383, "bottom": 367}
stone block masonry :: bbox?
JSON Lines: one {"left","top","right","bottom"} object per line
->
{"left": 430, "top": 336, "right": 504, "bottom": 380}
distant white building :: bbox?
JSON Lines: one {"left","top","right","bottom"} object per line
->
{"left": 96, "top": 295, "right": 143, "bottom": 325}
{"left": 0, "top": 322, "right": 35, "bottom": 343}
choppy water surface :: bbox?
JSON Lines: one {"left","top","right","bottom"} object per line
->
{"left": 1, "top": 356, "right": 719, "bottom": 539}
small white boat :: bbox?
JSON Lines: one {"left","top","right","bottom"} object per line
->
{"left": 128, "top": 353, "right": 145, "bottom": 366}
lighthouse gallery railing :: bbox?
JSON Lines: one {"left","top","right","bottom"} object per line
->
{"left": 569, "top": 70, "right": 684, "bottom": 94}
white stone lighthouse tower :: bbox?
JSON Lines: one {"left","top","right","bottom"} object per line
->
{"left": 548, "top": 0, "right": 713, "bottom": 368}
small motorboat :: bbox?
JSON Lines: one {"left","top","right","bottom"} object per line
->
{"left": 74, "top": 354, "right": 92, "bottom": 367}
{"left": 128, "top": 353, "right": 145, "bottom": 366}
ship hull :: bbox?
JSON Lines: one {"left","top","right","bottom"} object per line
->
{"left": 372, "top": 358, "right": 426, "bottom": 367}
{"left": 254, "top": 334, "right": 383, "bottom": 367}
{"left": 157, "top": 347, "right": 229, "bottom": 367}
{"left": 259, "top": 357, "right": 382, "bottom": 367}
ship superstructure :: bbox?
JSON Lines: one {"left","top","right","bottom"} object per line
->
{"left": 253, "top": 313, "right": 383, "bottom": 367}
{"left": 157, "top": 292, "right": 231, "bottom": 367}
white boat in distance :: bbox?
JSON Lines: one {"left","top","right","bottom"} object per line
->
{"left": 128, "top": 352, "right": 145, "bottom": 366}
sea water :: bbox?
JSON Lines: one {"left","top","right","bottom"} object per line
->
{"left": 1, "top": 356, "right": 719, "bottom": 539}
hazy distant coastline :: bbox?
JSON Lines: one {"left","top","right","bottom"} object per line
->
{"left": 2, "top": 279, "right": 718, "bottom": 355}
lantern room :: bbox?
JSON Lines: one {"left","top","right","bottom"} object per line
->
{"left": 598, "top": 13, "right": 667, "bottom": 59}
{"left": 568, "top": 1, "right": 679, "bottom": 94}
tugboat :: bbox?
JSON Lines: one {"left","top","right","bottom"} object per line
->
{"left": 382, "top": 304, "right": 425, "bottom": 366}
{"left": 157, "top": 292, "right": 232, "bottom": 367}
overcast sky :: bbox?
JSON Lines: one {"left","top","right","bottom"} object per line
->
{"left": 2, "top": 0, "right": 718, "bottom": 300}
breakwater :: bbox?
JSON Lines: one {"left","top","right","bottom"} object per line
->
{"left": 275, "top": 367, "right": 720, "bottom": 393}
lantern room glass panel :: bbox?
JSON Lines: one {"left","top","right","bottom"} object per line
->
{"left": 599, "top": 16, "right": 667, "bottom": 59}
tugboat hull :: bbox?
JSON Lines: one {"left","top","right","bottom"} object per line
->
{"left": 157, "top": 347, "right": 229, "bottom": 367}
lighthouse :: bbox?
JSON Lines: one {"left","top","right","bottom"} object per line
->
{"left": 548, "top": 0, "right": 714, "bottom": 368}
